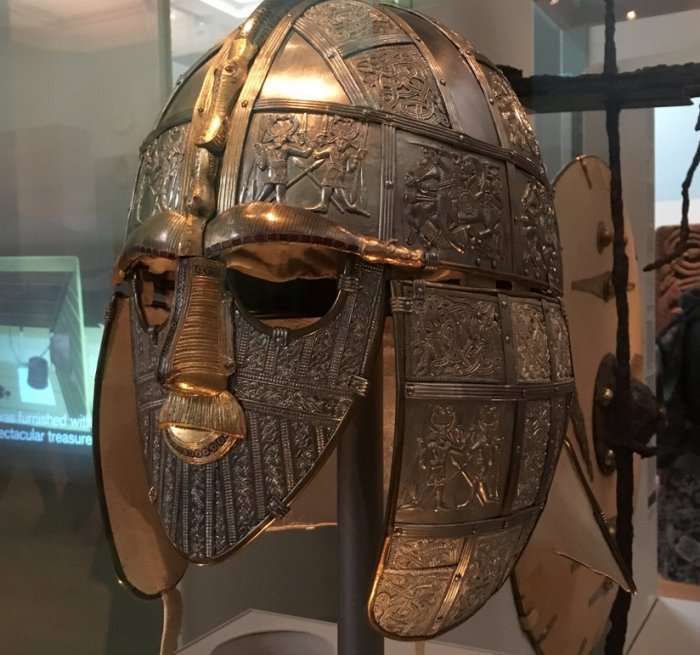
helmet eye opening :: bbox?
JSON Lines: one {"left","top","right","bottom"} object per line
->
{"left": 227, "top": 267, "right": 341, "bottom": 332}
{"left": 133, "top": 263, "right": 177, "bottom": 329}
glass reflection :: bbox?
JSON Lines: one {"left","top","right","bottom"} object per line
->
{"left": 0, "top": 0, "right": 163, "bottom": 652}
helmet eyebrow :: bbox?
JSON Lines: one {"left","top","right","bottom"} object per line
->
{"left": 205, "top": 201, "right": 429, "bottom": 270}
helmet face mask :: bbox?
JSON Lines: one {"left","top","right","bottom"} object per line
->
{"left": 97, "top": 0, "right": 573, "bottom": 641}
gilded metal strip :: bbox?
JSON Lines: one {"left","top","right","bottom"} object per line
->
{"left": 181, "top": 465, "right": 190, "bottom": 552}
{"left": 498, "top": 294, "right": 517, "bottom": 386}
{"left": 383, "top": 7, "right": 463, "bottom": 133}
{"left": 205, "top": 466, "right": 214, "bottom": 558}
{"left": 247, "top": 413, "right": 268, "bottom": 520}
{"left": 404, "top": 381, "right": 574, "bottom": 401}
{"left": 430, "top": 538, "right": 475, "bottom": 634}
{"left": 357, "top": 262, "right": 387, "bottom": 373}
{"left": 337, "top": 33, "right": 414, "bottom": 58}
{"left": 502, "top": 402, "right": 527, "bottom": 513}
{"left": 280, "top": 420, "right": 295, "bottom": 492}
{"left": 253, "top": 98, "right": 547, "bottom": 183}
{"left": 329, "top": 292, "right": 358, "bottom": 386}
{"left": 218, "top": 0, "right": 319, "bottom": 210}
{"left": 294, "top": 16, "right": 369, "bottom": 105}
{"left": 234, "top": 377, "right": 352, "bottom": 419}
{"left": 220, "top": 460, "right": 237, "bottom": 542}
{"left": 379, "top": 124, "right": 397, "bottom": 241}
{"left": 263, "top": 337, "right": 277, "bottom": 376}
{"left": 395, "top": 506, "right": 542, "bottom": 539}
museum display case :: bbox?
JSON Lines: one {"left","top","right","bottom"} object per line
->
{"left": 1, "top": 1, "right": 699, "bottom": 654}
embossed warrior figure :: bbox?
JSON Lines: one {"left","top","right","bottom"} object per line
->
{"left": 92, "top": 1, "right": 641, "bottom": 649}
{"left": 404, "top": 146, "right": 449, "bottom": 249}
{"left": 309, "top": 116, "right": 369, "bottom": 215}
{"left": 405, "top": 147, "right": 503, "bottom": 266}
{"left": 401, "top": 405, "right": 466, "bottom": 511}
{"left": 255, "top": 114, "right": 312, "bottom": 203}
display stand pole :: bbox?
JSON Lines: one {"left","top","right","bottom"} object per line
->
{"left": 337, "top": 348, "right": 385, "bottom": 655}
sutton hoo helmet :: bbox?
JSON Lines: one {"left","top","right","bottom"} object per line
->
{"left": 95, "top": 0, "right": 573, "bottom": 641}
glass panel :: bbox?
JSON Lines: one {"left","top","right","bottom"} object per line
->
{"left": 0, "top": 1, "right": 165, "bottom": 652}
{"left": 1, "top": 0, "right": 697, "bottom": 651}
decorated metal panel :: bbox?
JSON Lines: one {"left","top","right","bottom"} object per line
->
{"left": 478, "top": 62, "right": 542, "bottom": 165}
{"left": 126, "top": 125, "right": 188, "bottom": 238}
{"left": 511, "top": 156, "right": 644, "bottom": 655}
{"left": 237, "top": 112, "right": 381, "bottom": 226}
{"left": 387, "top": 6, "right": 499, "bottom": 145}
{"left": 129, "top": 258, "right": 385, "bottom": 561}
{"left": 369, "top": 280, "right": 573, "bottom": 639}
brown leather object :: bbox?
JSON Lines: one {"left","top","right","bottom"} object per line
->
{"left": 656, "top": 224, "right": 700, "bottom": 334}
{"left": 93, "top": 294, "right": 188, "bottom": 597}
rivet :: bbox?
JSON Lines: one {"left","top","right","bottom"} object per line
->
{"left": 385, "top": 180, "right": 394, "bottom": 188}
{"left": 224, "top": 64, "right": 234, "bottom": 73}
{"left": 197, "top": 106, "right": 205, "bottom": 113}
{"left": 605, "top": 449, "right": 616, "bottom": 468}
{"left": 501, "top": 300, "right": 507, "bottom": 307}
{"left": 440, "top": 79, "right": 447, "bottom": 86}
{"left": 454, "top": 573, "right": 462, "bottom": 581}
{"left": 328, "top": 51, "right": 336, "bottom": 59}
{"left": 241, "top": 100, "right": 249, "bottom": 108}
{"left": 505, "top": 336, "right": 511, "bottom": 343}
{"left": 504, "top": 521, "right": 510, "bottom": 528}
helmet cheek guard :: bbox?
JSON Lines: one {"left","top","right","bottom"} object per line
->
{"left": 96, "top": 0, "right": 574, "bottom": 640}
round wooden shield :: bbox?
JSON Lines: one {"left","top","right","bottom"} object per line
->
{"left": 511, "top": 156, "right": 644, "bottom": 655}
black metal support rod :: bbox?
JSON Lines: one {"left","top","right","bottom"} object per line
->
{"left": 337, "top": 348, "right": 385, "bottom": 655}
{"left": 602, "top": 1, "right": 635, "bottom": 654}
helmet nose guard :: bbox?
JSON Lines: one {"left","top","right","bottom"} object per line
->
{"left": 96, "top": 0, "right": 573, "bottom": 642}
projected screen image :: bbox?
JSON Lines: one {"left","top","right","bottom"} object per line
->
{"left": 0, "top": 257, "right": 103, "bottom": 456}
